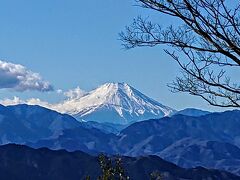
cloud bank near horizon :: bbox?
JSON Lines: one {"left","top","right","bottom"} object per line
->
{"left": 0, "top": 60, "right": 53, "bottom": 92}
{"left": 0, "top": 86, "right": 87, "bottom": 114}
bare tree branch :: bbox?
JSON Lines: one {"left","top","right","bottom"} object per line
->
{"left": 120, "top": 0, "right": 240, "bottom": 108}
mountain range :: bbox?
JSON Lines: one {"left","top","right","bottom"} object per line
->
{"left": 0, "top": 103, "right": 233, "bottom": 176}
{"left": 0, "top": 82, "right": 239, "bottom": 177}
{"left": 0, "top": 144, "right": 238, "bottom": 180}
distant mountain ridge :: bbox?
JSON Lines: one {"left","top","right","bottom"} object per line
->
{"left": 173, "top": 108, "right": 211, "bottom": 117}
{"left": 116, "top": 110, "right": 240, "bottom": 175}
{"left": 0, "top": 103, "right": 240, "bottom": 176}
{"left": 29, "top": 109, "right": 240, "bottom": 175}
{"left": 158, "top": 138, "right": 240, "bottom": 176}
{"left": 118, "top": 110, "right": 240, "bottom": 154}
{"left": 0, "top": 104, "right": 80, "bottom": 144}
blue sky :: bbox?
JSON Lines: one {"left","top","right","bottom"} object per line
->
{"left": 0, "top": 0, "right": 237, "bottom": 111}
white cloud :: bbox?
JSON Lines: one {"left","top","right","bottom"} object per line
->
{"left": 0, "top": 96, "right": 23, "bottom": 106}
{"left": 64, "top": 87, "right": 86, "bottom": 99}
{"left": 0, "top": 96, "right": 50, "bottom": 107}
{"left": 0, "top": 96, "right": 55, "bottom": 111}
{"left": 25, "top": 98, "right": 52, "bottom": 107}
{"left": 0, "top": 86, "right": 88, "bottom": 113}
{"left": 0, "top": 60, "right": 53, "bottom": 92}
{"left": 56, "top": 89, "right": 63, "bottom": 94}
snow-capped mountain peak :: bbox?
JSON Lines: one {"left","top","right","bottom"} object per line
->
{"left": 57, "top": 82, "right": 175, "bottom": 124}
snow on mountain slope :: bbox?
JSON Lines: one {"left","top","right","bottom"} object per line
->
{"left": 55, "top": 83, "right": 176, "bottom": 124}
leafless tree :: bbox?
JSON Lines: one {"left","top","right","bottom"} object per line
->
{"left": 120, "top": 0, "right": 240, "bottom": 108}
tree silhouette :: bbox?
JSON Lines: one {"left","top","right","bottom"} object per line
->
{"left": 86, "top": 154, "right": 164, "bottom": 180}
{"left": 97, "top": 154, "right": 129, "bottom": 180}
{"left": 120, "top": 0, "right": 240, "bottom": 108}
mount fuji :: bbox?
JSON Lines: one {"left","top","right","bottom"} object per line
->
{"left": 58, "top": 83, "right": 176, "bottom": 125}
